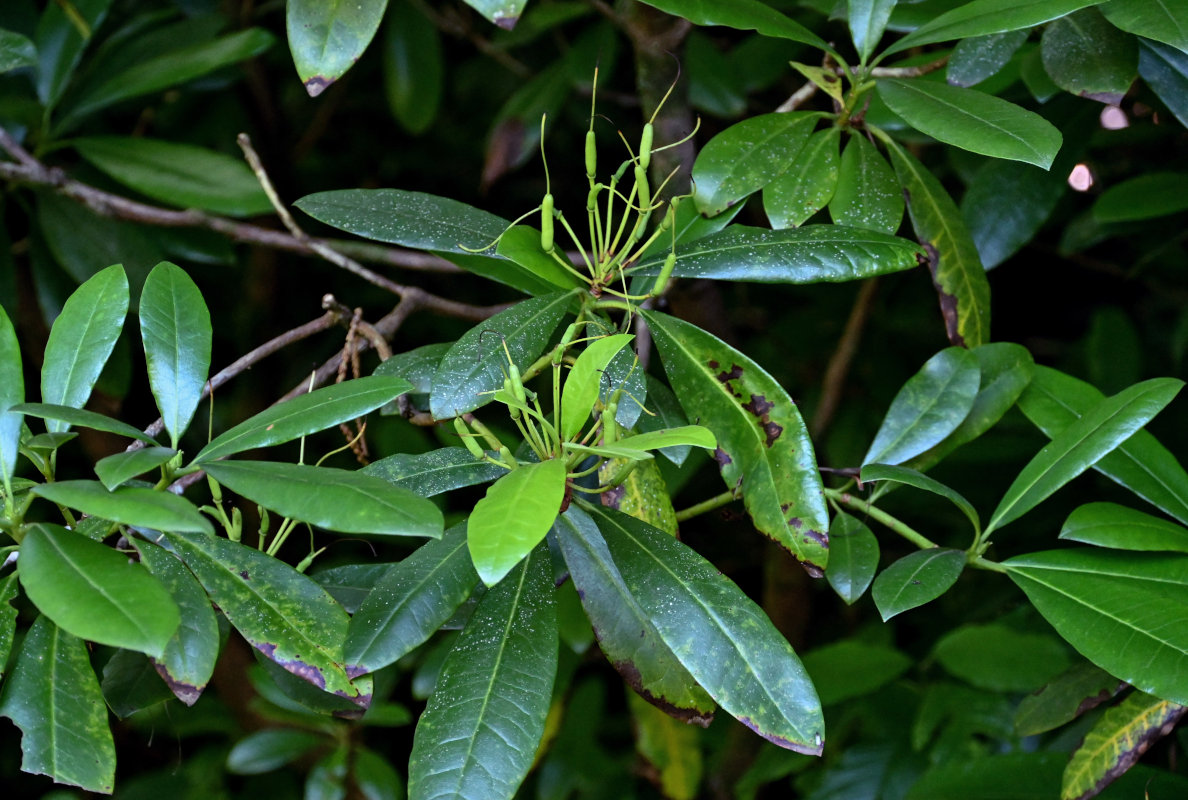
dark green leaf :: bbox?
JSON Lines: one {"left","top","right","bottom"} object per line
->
{"left": 74, "top": 138, "right": 272, "bottom": 217}
{"left": 494, "top": 225, "right": 586, "bottom": 293}
{"left": 312, "top": 563, "right": 390, "bottom": 614}
{"left": 962, "top": 158, "right": 1066, "bottom": 268}
{"left": 637, "top": 0, "right": 833, "bottom": 52}
{"left": 691, "top": 112, "right": 820, "bottom": 217}
{"left": 1060, "top": 502, "right": 1188, "bottom": 553}
{"left": 94, "top": 446, "right": 177, "bottom": 490}
{"left": 363, "top": 447, "right": 506, "bottom": 497}
{"left": 802, "top": 640, "right": 912, "bottom": 705}
{"left": 947, "top": 30, "right": 1029, "bottom": 87}
{"left": 34, "top": 0, "right": 112, "bottom": 107}
{"left": 287, "top": 0, "right": 387, "bottom": 96}
{"left": 586, "top": 503, "right": 824, "bottom": 754}
{"left": 906, "top": 752, "right": 1065, "bottom": 800}
{"left": 0, "top": 572, "right": 19, "bottom": 681}
{"left": 101, "top": 648, "right": 173, "bottom": 718}
{"left": 192, "top": 375, "right": 412, "bottom": 464}
{"left": 307, "top": 747, "right": 349, "bottom": 800}
{"left": 1138, "top": 38, "right": 1188, "bottom": 128}
{"left": 0, "top": 616, "right": 115, "bottom": 793}
{"left": 877, "top": 79, "right": 1062, "bottom": 168}
{"left": 825, "top": 511, "right": 879, "bottom": 605}
{"left": 636, "top": 376, "right": 693, "bottom": 466}
{"left": 862, "top": 347, "right": 981, "bottom": 466}
{"left": 462, "top": 0, "right": 529, "bottom": 29}
{"left": 35, "top": 191, "right": 164, "bottom": 286}
{"left": 557, "top": 508, "right": 714, "bottom": 723}
{"left": 561, "top": 334, "right": 634, "bottom": 440}
{"left": 140, "top": 262, "right": 211, "bottom": 445}
{"left": 13, "top": 402, "right": 157, "bottom": 443}
{"left": 0, "top": 28, "right": 36, "bottom": 74}
{"left": 40, "top": 263, "right": 129, "bottom": 433}
{"left": 226, "top": 728, "right": 324, "bottom": 774}
{"left": 430, "top": 292, "right": 571, "bottom": 419}
{"left": 407, "top": 542, "right": 556, "bottom": 800}
{"left": 204, "top": 460, "right": 443, "bottom": 538}
{"left": 643, "top": 310, "right": 830, "bottom": 572}
{"left": 355, "top": 746, "right": 405, "bottom": 800}
{"left": 849, "top": 0, "right": 897, "bottom": 62}
{"left": 384, "top": 0, "right": 443, "bottom": 134}
{"left": 887, "top": 0, "right": 1102, "bottom": 55}
{"left": 829, "top": 133, "right": 903, "bottom": 234}
{"left": 1093, "top": 172, "right": 1188, "bottom": 222}
{"left": 861, "top": 464, "right": 980, "bottom": 534}
{"left": 933, "top": 623, "right": 1071, "bottom": 692}
{"left": 884, "top": 136, "right": 991, "bottom": 347}
{"left": 18, "top": 523, "right": 180, "bottom": 657}
{"left": 871, "top": 548, "right": 965, "bottom": 621}
{"left": 764, "top": 127, "right": 841, "bottom": 229}
{"left": 1015, "top": 662, "right": 1122, "bottom": 736}
{"left": 345, "top": 524, "right": 479, "bottom": 675}
{"left": 1042, "top": 7, "right": 1138, "bottom": 104}
{"left": 986, "top": 377, "right": 1183, "bottom": 534}
{"left": 32, "top": 480, "right": 213, "bottom": 534}
{"left": 468, "top": 458, "right": 567, "bottom": 586}
{"left": 0, "top": 305, "right": 23, "bottom": 489}
{"left": 253, "top": 650, "right": 372, "bottom": 718}
{"left": 1005, "top": 548, "right": 1188, "bottom": 705}
{"left": 1101, "top": 0, "right": 1188, "bottom": 61}
{"left": 160, "top": 529, "right": 366, "bottom": 706}
{"left": 604, "top": 345, "right": 648, "bottom": 430}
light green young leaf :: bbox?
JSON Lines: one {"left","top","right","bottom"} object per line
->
{"left": 0, "top": 616, "right": 115, "bottom": 793}
{"left": 94, "top": 446, "right": 177, "bottom": 490}
{"left": 986, "top": 377, "right": 1184, "bottom": 534}
{"left": 826, "top": 511, "right": 879, "bottom": 605}
{"left": 32, "top": 480, "right": 213, "bottom": 535}
{"left": 1060, "top": 502, "right": 1188, "bottom": 553}
{"left": 1102, "top": 0, "right": 1188, "bottom": 55}
{"left": 885, "top": 0, "right": 1102, "bottom": 56}
{"left": 468, "top": 458, "right": 567, "bottom": 586}
{"left": 462, "top": 0, "right": 529, "bottom": 29}
{"left": 18, "top": 523, "right": 180, "bottom": 658}
{"left": 861, "top": 463, "right": 980, "bottom": 534}
{"left": 829, "top": 132, "right": 903, "bottom": 234}
{"left": 764, "top": 127, "right": 841, "bottom": 229}
{"left": 0, "top": 306, "right": 22, "bottom": 490}
{"left": 635, "top": 377, "right": 694, "bottom": 466}
{"left": 287, "top": 0, "right": 388, "bottom": 96}
{"left": 40, "top": 263, "right": 129, "bottom": 433}
{"left": 13, "top": 402, "right": 159, "bottom": 443}
{"left": 561, "top": 333, "right": 635, "bottom": 440}
{"left": 1041, "top": 7, "right": 1138, "bottom": 104}
{"left": 848, "top": 0, "right": 897, "bottom": 63}
{"left": 871, "top": 548, "right": 965, "bottom": 621}
{"left": 638, "top": 0, "right": 833, "bottom": 52}
{"left": 494, "top": 225, "right": 586, "bottom": 293}
{"left": 618, "top": 425, "right": 717, "bottom": 453}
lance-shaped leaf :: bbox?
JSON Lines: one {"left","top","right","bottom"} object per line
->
{"left": 462, "top": 0, "right": 528, "bottom": 29}
{"left": 101, "top": 648, "right": 174, "bottom": 719}
{"left": 948, "top": 30, "right": 1030, "bottom": 88}
{"left": 226, "top": 728, "right": 325, "bottom": 775}
{"left": 0, "top": 572, "right": 17, "bottom": 680}
{"left": 872, "top": 548, "right": 965, "bottom": 621}
{"left": 643, "top": 310, "right": 829, "bottom": 573}
{"left": 385, "top": 0, "right": 443, "bottom": 134}
{"left": 884, "top": 136, "right": 991, "bottom": 347}
{"left": 287, "top": 0, "right": 387, "bottom": 96}
{"left": 363, "top": 447, "right": 505, "bottom": 497}
{"left": 1005, "top": 548, "right": 1188, "bottom": 706}
{"left": 468, "top": 458, "right": 567, "bottom": 586}
{"left": 40, "top": 263, "right": 128, "bottom": 433}
{"left": 557, "top": 508, "right": 714, "bottom": 723}
{"left": 764, "top": 127, "right": 841, "bottom": 229}
{"left": 1103, "top": 0, "right": 1188, "bottom": 55}
{"left": 637, "top": 0, "right": 833, "bottom": 53}
{"left": 13, "top": 402, "right": 159, "bottom": 443}
{"left": 160, "top": 530, "right": 365, "bottom": 706}
{"left": 627, "top": 691, "right": 704, "bottom": 800}
{"left": 191, "top": 375, "right": 411, "bottom": 464}
{"left": 1093, "top": 172, "right": 1188, "bottom": 223}
{"left": 94, "top": 446, "right": 178, "bottom": 490}
{"left": 877, "top": 79, "right": 1062, "bottom": 169}
{"left": 862, "top": 464, "right": 981, "bottom": 535}
{"left": 0, "top": 30, "right": 36, "bottom": 76}
{"left": 407, "top": 543, "right": 556, "bottom": 800}
{"left": 849, "top": 0, "right": 896, "bottom": 63}
{"left": 586, "top": 503, "right": 824, "bottom": 754}
{"left": 140, "top": 262, "right": 211, "bottom": 446}
{"left": 885, "top": 0, "right": 1102, "bottom": 56}
{"left": 829, "top": 133, "right": 903, "bottom": 234}
{"left": 634, "top": 224, "right": 922, "bottom": 284}
{"left": 986, "top": 378, "right": 1183, "bottom": 535}
{"left": 18, "top": 523, "right": 181, "bottom": 658}
{"left": 0, "top": 616, "right": 115, "bottom": 793}
{"left": 862, "top": 347, "right": 980, "bottom": 467}
{"left": 0, "top": 305, "right": 22, "bottom": 489}
{"left": 933, "top": 623, "right": 1071, "bottom": 693}
{"left": 34, "top": 0, "right": 113, "bottom": 107}
{"left": 802, "top": 640, "right": 912, "bottom": 705}
{"left": 1018, "top": 366, "right": 1188, "bottom": 526}
{"left": 203, "top": 460, "right": 443, "bottom": 538}
{"left": 561, "top": 333, "right": 635, "bottom": 440}
{"left": 617, "top": 426, "right": 717, "bottom": 453}
{"left": 1138, "top": 39, "right": 1188, "bottom": 129}
{"left": 826, "top": 511, "right": 879, "bottom": 605}
{"left": 691, "top": 112, "right": 820, "bottom": 217}
{"left": 135, "top": 539, "right": 220, "bottom": 706}
{"left": 345, "top": 524, "right": 479, "bottom": 675}
{"left": 1061, "top": 502, "right": 1188, "bottom": 553}
{"left": 431, "top": 291, "right": 572, "bottom": 419}
{"left": 636, "top": 377, "right": 694, "bottom": 466}
{"left": 32, "top": 480, "right": 213, "bottom": 535}
{"left": 1015, "top": 662, "right": 1123, "bottom": 736}
{"left": 1042, "top": 8, "right": 1137, "bottom": 105}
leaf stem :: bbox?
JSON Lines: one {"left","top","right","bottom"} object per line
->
{"left": 674, "top": 489, "right": 738, "bottom": 523}
{"left": 824, "top": 488, "right": 937, "bottom": 549}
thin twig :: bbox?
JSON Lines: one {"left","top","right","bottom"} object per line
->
{"left": 777, "top": 81, "right": 820, "bottom": 113}
{"left": 811, "top": 278, "right": 878, "bottom": 440}
{"left": 868, "top": 55, "right": 950, "bottom": 78}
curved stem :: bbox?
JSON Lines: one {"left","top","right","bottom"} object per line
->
{"left": 674, "top": 489, "right": 738, "bottom": 523}
{"left": 824, "top": 488, "right": 937, "bottom": 549}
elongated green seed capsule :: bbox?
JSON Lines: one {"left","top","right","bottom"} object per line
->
{"left": 541, "top": 193, "right": 555, "bottom": 252}
{"left": 499, "top": 446, "right": 517, "bottom": 468}
{"left": 653, "top": 252, "right": 677, "bottom": 296}
{"left": 585, "top": 129, "right": 597, "bottom": 179}
{"left": 602, "top": 401, "right": 619, "bottom": 445}
{"left": 634, "top": 164, "right": 651, "bottom": 210}
{"left": 508, "top": 364, "right": 527, "bottom": 404}
{"left": 639, "top": 123, "right": 654, "bottom": 170}
{"left": 658, "top": 202, "right": 676, "bottom": 233}
{"left": 587, "top": 184, "right": 600, "bottom": 212}
{"left": 455, "top": 417, "right": 486, "bottom": 459}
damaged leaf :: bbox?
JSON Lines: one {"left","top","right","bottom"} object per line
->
{"left": 287, "top": 0, "right": 388, "bottom": 96}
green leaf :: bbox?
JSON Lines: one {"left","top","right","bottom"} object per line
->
{"left": 604, "top": 346, "right": 648, "bottom": 430}
{"left": 637, "top": 0, "right": 833, "bottom": 52}
{"left": 963, "top": 158, "right": 1067, "bottom": 271}
{"left": 933, "top": 623, "right": 1071, "bottom": 692}
{"left": 884, "top": 136, "right": 991, "bottom": 346}
{"left": 1064, "top": 690, "right": 1187, "bottom": 800}
{"left": 494, "top": 225, "right": 586, "bottom": 293}
{"left": 1060, "top": 502, "right": 1188, "bottom": 553}
{"left": 802, "top": 640, "right": 912, "bottom": 705}
{"left": 0, "top": 305, "right": 23, "bottom": 490}
{"left": 0, "top": 616, "right": 115, "bottom": 793}
{"left": 13, "top": 402, "right": 158, "bottom": 443}
{"left": 363, "top": 447, "right": 505, "bottom": 497}
{"left": 849, "top": 0, "right": 897, "bottom": 62}
{"left": 1042, "top": 8, "right": 1138, "bottom": 104}
{"left": 0, "top": 28, "right": 36, "bottom": 75}
{"left": 203, "top": 460, "right": 443, "bottom": 538}
{"left": 619, "top": 425, "right": 717, "bottom": 453}
{"left": 462, "top": 0, "right": 529, "bottom": 29}
{"left": 861, "top": 464, "right": 980, "bottom": 534}
{"left": 407, "top": 542, "right": 556, "bottom": 800}
{"left": 94, "top": 446, "right": 178, "bottom": 490}
{"left": 862, "top": 347, "right": 981, "bottom": 466}
{"left": 585, "top": 503, "right": 824, "bottom": 754}
{"left": 192, "top": 375, "right": 412, "bottom": 464}
{"left": 160, "top": 529, "right": 366, "bottom": 706}
{"left": 636, "top": 376, "right": 694, "bottom": 466}
{"left": 1015, "top": 662, "right": 1122, "bottom": 736}
{"left": 384, "top": 0, "right": 443, "bottom": 134}
{"left": 691, "top": 112, "right": 820, "bottom": 217}
{"left": 947, "top": 30, "right": 1029, "bottom": 88}
{"left": 74, "top": 137, "right": 272, "bottom": 217}
{"left": 1093, "top": 172, "right": 1188, "bottom": 222}
{"left": 287, "top": 0, "right": 387, "bottom": 96}
{"left": 986, "top": 377, "right": 1183, "bottom": 534}
{"left": 135, "top": 539, "right": 221, "bottom": 706}
{"left": 635, "top": 224, "right": 923, "bottom": 283}
{"left": 627, "top": 691, "right": 704, "bottom": 800}
{"left": 375, "top": 342, "right": 449, "bottom": 412}
{"left": 34, "top": 0, "right": 112, "bottom": 108}
{"left": 1018, "top": 366, "right": 1188, "bottom": 526}
{"left": 100, "top": 648, "right": 173, "bottom": 718}
{"left": 871, "top": 548, "right": 965, "bottom": 621}
{"left": 886, "top": 0, "right": 1103, "bottom": 55}
{"left": 1138, "top": 38, "right": 1188, "bottom": 128}
{"left": 877, "top": 79, "right": 1062, "bottom": 168}
{"left": 643, "top": 310, "right": 830, "bottom": 573}
{"left": 354, "top": 746, "right": 405, "bottom": 800}
{"left": 345, "top": 524, "right": 478, "bottom": 675}
{"left": 307, "top": 747, "right": 349, "bottom": 800}
{"left": 0, "top": 571, "right": 21, "bottom": 681}
{"left": 906, "top": 752, "right": 1065, "bottom": 800}
{"left": 825, "top": 511, "right": 879, "bottom": 605}
{"left": 557, "top": 507, "right": 714, "bottom": 723}
{"left": 468, "top": 458, "right": 567, "bottom": 586}
{"left": 18, "top": 523, "right": 180, "bottom": 657}
{"left": 40, "top": 263, "right": 129, "bottom": 433}
{"left": 31, "top": 480, "right": 213, "bottom": 534}
{"left": 140, "top": 262, "right": 211, "bottom": 446}
{"left": 764, "top": 127, "right": 841, "bottom": 229}
{"left": 1005, "top": 547, "right": 1188, "bottom": 705}
{"left": 226, "top": 728, "right": 324, "bottom": 774}
{"left": 561, "top": 333, "right": 635, "bottom": 440}
{"left": 829, "top": 133, "right": 903, "bottom": 234}
{"left": 1102, "top": 0, "right": 1188, "bottom": 55}
{"left": 430, "top": 292, "right": 572, "bottom": 419}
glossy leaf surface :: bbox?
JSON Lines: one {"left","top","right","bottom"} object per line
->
{"left": 0, "top": 305, "right": 22, "bottom": 488}
{"left": 829, "top": 133, "right": 903, "bottom": 234}
{"left": 1102, "top": 0, "right": 1188, "bottom": 55}
{"left": 13, "top": 402, "right": 158, "bottom": 443}
{"left": 1061, "top": 502, "right": 1188, "bottom": 552}
{"left": 287, "top": 0, "right": 387, "bottom": 96}
{"left": 34, "top": 0, "right": 113, "bottom": 107}
{"left": 764, "top": 127, "right": 840, "bottom": 229}
{"left": 962, "top": 157, "right": 1066, "bottom": 268}
{"left": 561, "top": 333, "right": 634, "bottom": 440}
{"left": 872, "top": 548, "right": 965, "bottom": 621}
{"left": 468, "top": 458, "right": 566, "bottom": 586}
{"left": 886, "top": 0, "right": 1102, "bottom": 55}
{"left": 1138, "top": 38, "right": 1188, "bottom": 128}
{"left": 0, "top": 29, "right": 35, "bottom": 75}
{"left": 1042, "top": 8, "right": 1138, "bottom": 104}
{"left": 947, "top": 30, "right": 1029, "bottom": 88}
{"left": 637, "top": 0, "right": 832, "bottom": 52}
{"left": 1014, "top": 662, "right": 1121, "bottom": 736}
{"left": 494, "top": 225, "right": 586, "bottom": 293}
{"left": 94, "top": 446, "right": 177, "bottom": 490}
{"left": 861, "top": 464, "right": 980, "bottom": 534}
{"left": 825, "top": 511, "right": 879, "bottom": 605}
{"left": 644, "top": 310, "right": 829, "bottom": 572}
{"left": 32, "top": 480, "right": 213, "bottom": 534}
{"left": 635, "top": 377, "right": 694, "bottom": 465}
{"left": 0, "top": 572, "right": 16, "bottom": 681}
{"left": 849, "top": 0, "right": 896, "bottom": 62}
{"left": 363, "top": 447, "right": 505, "bottom": 497}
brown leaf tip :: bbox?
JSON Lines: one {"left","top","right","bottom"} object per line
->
{"left": 303, "top": 76, "right": 333, "bottom": 97}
